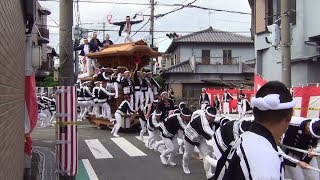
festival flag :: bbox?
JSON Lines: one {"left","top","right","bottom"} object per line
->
{"left": 254, "top": 73, "right": 267, "bottom": 94}
{"left": 24, "top": 74, "right": 38, "bottom": 156}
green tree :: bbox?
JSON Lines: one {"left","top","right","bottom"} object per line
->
{"left": 154, "top": 75, "right": 166, "bottom": 91}
{"left": 38, "top": 74, "right": 58, "bottom": 87}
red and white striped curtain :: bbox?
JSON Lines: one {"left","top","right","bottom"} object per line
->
{"left": 293, "top": 85, "right": 320, "bottom": 118}
{"left": 55, "top": 86, "right": 78, "bottom": 176}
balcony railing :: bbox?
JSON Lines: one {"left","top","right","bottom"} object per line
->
{"left": 194, "top": 57, "right": 240, "bottom": 65}
{"left": 38, "top": 26, "right": 49, "bottom": 44}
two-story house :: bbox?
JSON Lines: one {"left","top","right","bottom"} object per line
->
{"left": 32, "top": 2, "right": 51, "bottom": 79}
{"left": 162, "top": 27, "right": 255, "bottom": 98}
{"left": 248, "top": 0, "right": 320, "bottom": 86}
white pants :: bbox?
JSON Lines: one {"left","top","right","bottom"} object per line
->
{"left": 201, "top": 103, "right": 207, "bottom": 110}
{"left": 41, "top": 109, "right": 52, "bottom": 126}
{"left": 145, "top": 88, "right": 154, "bottom": 107}
{"left": 38, "top": 111, "right": 47, "bottom": 121}
{"left": 50, "top": 112, "right": 56, "bottom": 122}
{"left": 223, "top": 102, "right": 229, "bottom": 114}
{"left": 285, "top": 157, "right": 318, "bottom": 180}
{"left": 146, "top": 129, "right": 160, "bottom": 148}
{"left": 139, "top": 118, "right": 147, "bottom": 140}
{"left": 91, "top": 101, "right": 100, "bottom": 117}
{"left": 183, "top": 139, "right": 216, "bottom": 177}
{"left": 161, "top": 135, "right": 179, "bottom": 163}
{"left": 123, "top": 32, "right": 133, "bottom": 42}
{"left": 238, "top": 104, "right": 243, "bottom": 118}
{"left": 107, "top": 83, "right": 119, "bottom": 98}
{"left": 86, "top": 58, "right": 94, "bottom": 77}
{"left": 82, "top": 100, "right": 95, "bottom": 118}
{"left": 134, "top": 90, "right": 144, "bottom": 110}
{"left": 100, "top": 102, "right": 112, "bottom": 119}
{"left": 78, "top": 101, "right": 86, "bottom": 119}
{"left": 111, "top": 112, "right": 122, "bottom": 136}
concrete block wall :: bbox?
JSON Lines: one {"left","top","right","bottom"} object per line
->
{"left": 0, "top": 0, "right": 26, "bottom": 179}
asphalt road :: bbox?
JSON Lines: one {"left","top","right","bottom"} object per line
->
{"left": 32, "top": 122, "right": 208, "bottom": 180}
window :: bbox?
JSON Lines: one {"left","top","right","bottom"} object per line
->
{"left": 201, "top": 50, "right": 210, "bottom": 64}
{"left": 290, "top": 0, "right": 296, "bottom": 25}
{"left": 265, "top": 0, "right": 274, "bottom": 26}
{"left": 174, "top": 54, "right": 177, "bottom": 65}
{"left": 223, "top": 50, "right": 232, "bottom": 65}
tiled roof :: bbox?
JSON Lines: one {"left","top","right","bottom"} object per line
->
{"left": 173, "top": 27, "right": 253, "bottom": 44}
{"left": 164, "top": 60, "right": 193, "bottom": 73}
{"left": 242, "top": 63, "right": 255, "bottom": 73}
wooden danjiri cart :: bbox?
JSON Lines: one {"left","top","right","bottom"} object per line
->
{"left": 83, "top": 40, "right": 162, "bottom": 129}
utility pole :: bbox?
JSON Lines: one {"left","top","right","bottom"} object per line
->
{"left": 103, "top": 22, "right": 106, "bottom": 38}
{"left": 59, "top": 0, "right": 74, "bottom": 86}
{"left": 149, "top": 0, "right": 156, "bottom": 72}
{"left": 150, "top": 0, "right": 155, "bottom": 47}
{"left": 281, "top": 0, "right": 291, "bottom": 87}
{"left": 59, "top": 0, "right": 75, "bottom": 179}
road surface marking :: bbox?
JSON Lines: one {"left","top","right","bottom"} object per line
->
{"left": 85, "top": 139, "right": 113, "bottom": 159}
{"left": 82, "top": 159, "right": 99, "bottom": 180}
{"left": 111, "top": 137, "right": 147, "bottom": 157}
{"left": 76, "top": 159, "right": 90, "bottom": 180}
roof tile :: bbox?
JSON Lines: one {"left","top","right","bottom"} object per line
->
{"left": 173, "top": 27, "right": 253, "bottom": 43}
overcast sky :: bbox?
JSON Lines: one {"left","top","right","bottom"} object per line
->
{"left": 39, "top": 0, "right": 251, "bottom": 52}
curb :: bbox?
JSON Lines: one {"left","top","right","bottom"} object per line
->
{"left": 33, "top": 150, "right": 45, "bottom": 180}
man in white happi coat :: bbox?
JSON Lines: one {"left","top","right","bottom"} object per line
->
{"left": 214, "top": 81, "right": 296, "bottom": 180}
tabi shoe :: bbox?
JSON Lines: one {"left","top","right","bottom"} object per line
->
{"left": 167, "top": 160, "right": 177, "bottom": 167}
{"left": 206, "top": 172, "right": 214, "bottom": 179}
{"left": 183, "top": 164, "right": 191, "bottom": 174}
{"left": 160, "top": 154, "right": 168, "bottom": 165}
{"left": 113, "top": 133, "right": 120, "bottom": 137}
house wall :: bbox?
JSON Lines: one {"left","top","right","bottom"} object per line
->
{"left": 170, "top": 83, "right": 183, "bottom": 97}
{"left": 166, "top": 73, "right": 251, "bottom": 83}
{"left": 175, "top": 43, "right": 254, "bottom": 63}
{"left": 254, "top": 0, "right": 320, "bottom": 86}
{"left": 0, "top": 0, "right": 26, "bottom": 179}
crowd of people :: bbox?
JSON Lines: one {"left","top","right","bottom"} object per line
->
{"left": 37, "top": 92, "right": 56, "bottom": 127}
{"left": 74, "top": 15, "right": 144, "bottom": 79}
{"left": 37, "top": 78, "right": 320, "bottom": 179}
{"left": 199, "top": 88, "right": 251, "bottom": 118}
{"left": 138, "top": 81, "right": 320, "bottom": 180}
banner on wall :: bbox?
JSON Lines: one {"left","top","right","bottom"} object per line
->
{"left": 205, "top": 89, "right": 254, "bottom": 113}
{"left": 293, "top": 85, "right": 320, "bottom": 118}
{"left": 254, "top": 73, "right": 267, "bottom": 94}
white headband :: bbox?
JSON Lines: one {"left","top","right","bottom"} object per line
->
{"left": 205, "top": 110, "right": 216, "bottom": 117}
{"left": 309, "top": 118, "right": 320, "bottom": 138}
{"left": 251, "top": 94, "right": 296, "bottom": 111}
{"left": 155, "top": 111, "right": 162, "bottom": 116}
{"left": 181, "top": 112, "right": 191, "bottom": 117}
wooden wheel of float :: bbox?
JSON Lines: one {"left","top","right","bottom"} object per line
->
{"left": 79, "top": 40, "right": 162, "bottom": 129}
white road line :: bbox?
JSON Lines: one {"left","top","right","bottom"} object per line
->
{"left": 111, "top": 137, "right": 147, "bottom": 157}
{"left": 82, "top": 159, "right": 99, "bottom": 180}
{"left": 85, "top": 139, "right": 113, "bottom": 159}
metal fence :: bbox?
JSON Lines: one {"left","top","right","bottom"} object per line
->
{"left": 195, "top": 57, "right": 240, "bottom": 65}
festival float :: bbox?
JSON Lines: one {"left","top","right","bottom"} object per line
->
{"left": 80, "top": 40, "right": 162, "bottom": 129}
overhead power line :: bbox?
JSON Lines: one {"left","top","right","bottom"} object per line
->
{"left": 38, "top": 0, "right": 251, "bottom": 15}
{"left": 82, "top": 28, "right": 250, "bottom": 34}
{"left": 155, "top": 0, "right": 198, "bottom": 18}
